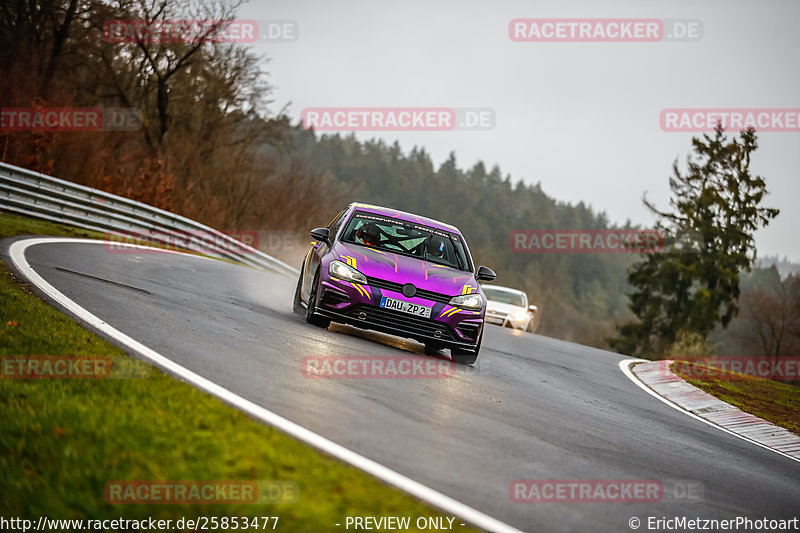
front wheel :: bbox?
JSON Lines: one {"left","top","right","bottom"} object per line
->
{"left": 450, "top": 333, "right": 481, "bottom": 366}
{"left": 305, "top": 269, "right": 331, "bottom": 328}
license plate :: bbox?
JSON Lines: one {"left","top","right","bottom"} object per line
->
{"left": 380, "top": 297, "right": 432, "bottom": 318}
{"left": 487, "top": 317, "right": 503, "bottom": 325}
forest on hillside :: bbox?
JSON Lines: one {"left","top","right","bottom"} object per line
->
{"left": 2, "top": 0, "right": 798, "bottom": 356}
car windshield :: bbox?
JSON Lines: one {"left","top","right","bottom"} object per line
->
{"left": 340, "top": 211, "right": 471, "bottom": 271}
{"left": 483, "top": 287, "right": 526, "bottom": 307}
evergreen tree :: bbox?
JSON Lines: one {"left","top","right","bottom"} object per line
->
{"left": 610, "top": 126, "right": 779, "bottom": 357}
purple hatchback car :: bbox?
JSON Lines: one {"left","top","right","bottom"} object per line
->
{"left": 293, "top": 203, "right": 496, "bottom": 365}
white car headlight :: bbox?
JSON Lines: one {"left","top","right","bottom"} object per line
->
{"left": 329, "top": 260, "right": 367, "bottom": 284}
{"left": 512, "top": 310, "right": 528, "bottom": 322}
{"left": 449, "top": 293, "right": 483, "bottom": 311}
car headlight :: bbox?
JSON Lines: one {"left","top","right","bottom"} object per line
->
{"left": 448, "top": 293, "right": 483, "bottom": 311}
{"left": 329, "top": 260, "right": 367, "bottom": 284}
{"left": 512, "top": 310, "right": 528, "bottom": 322}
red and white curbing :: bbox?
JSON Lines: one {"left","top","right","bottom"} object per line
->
{"left": 622, "top": 359, "right": 800, "bottom": 463}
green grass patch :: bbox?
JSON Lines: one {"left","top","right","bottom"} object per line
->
{"left": 0, "top": 211, "right": 108, "bottom": 240}
{"left": 671, "top": 361, "right": 800, "bottom": 436}
{"left": 0, "top": 211, "right": 474, "bottom": 531}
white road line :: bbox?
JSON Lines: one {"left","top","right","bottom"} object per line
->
{"left": 8, "top": 237, "right": 524, "bottom": 533}
{"left": 619, "top": 358, "right": 800, "bottom": 465}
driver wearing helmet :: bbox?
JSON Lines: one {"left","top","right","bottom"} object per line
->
{"left": 426, "top": 234, "right": 447, "bottom": 259}
{"left": 356, "top": 223, "right": 381, "bottom": 247}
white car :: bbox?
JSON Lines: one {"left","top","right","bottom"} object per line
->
{"left": 482, "top": 285, "right": 538, "bottom": 332}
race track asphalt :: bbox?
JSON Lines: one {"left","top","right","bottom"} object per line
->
{"left": 5, "top": 238, "right": 799, "bottom": 532}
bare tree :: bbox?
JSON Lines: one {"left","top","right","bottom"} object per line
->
{"left": 734, "top": 273, "right": 800, "bottom": 358}
{"left": 91, "top": 0, "right": 245, "bottom": 147}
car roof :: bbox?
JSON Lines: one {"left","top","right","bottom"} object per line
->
{"left": 349, "top": 202, "right": 461, "bottom": 233}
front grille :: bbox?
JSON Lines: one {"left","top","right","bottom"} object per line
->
{"left": 366, "top": 276, "right": 452, "bottom": 305}
{"left": 346, "top": 304, "right": 455, "bottom": 341}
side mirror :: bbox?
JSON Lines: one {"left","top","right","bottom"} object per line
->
{"left": 476, "top": 265, "right": 496, "bottom": 282}
{"left": 529, "top": 305, "right": 538, "bottom": 313}
{"left": 310, "top": 227, "right": 330, "bottom": 243}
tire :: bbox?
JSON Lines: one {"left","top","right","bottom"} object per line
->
{"left": 450, "top": 333, "right": 481, "bottom": 366}
{"left": 292, "top": 264, "right": 305, "bottom": 315}
{"left": 525, "top": 318, "right": 535, "bottom": 333}
{"left": 305, "top": 269, "right": 331, "bottom": 328}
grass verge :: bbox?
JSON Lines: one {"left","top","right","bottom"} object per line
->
{"left": 0, "top": 211, "right": 476, "bottom": 531}
{"left": 671, "top": 361, "right": 799, "bottom": 436}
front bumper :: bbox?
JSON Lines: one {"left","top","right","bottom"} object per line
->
{"left": 316, "top": 276, "right": 483, "bottom": 350}
{"left": 486, "top": 309, "right": 512, "bottom": 327}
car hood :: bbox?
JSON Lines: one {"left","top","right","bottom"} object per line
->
{"left": 486, "top": 301, "right": 526, "bottom": 314}
{"left": 334, "top": 243, "right": 478, "bottom": 297}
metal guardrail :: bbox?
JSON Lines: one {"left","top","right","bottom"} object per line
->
{"left": 0, "top": 161, "right": 299, "bottom": 276}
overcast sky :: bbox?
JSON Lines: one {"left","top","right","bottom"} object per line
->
{"left": 241, "top": 0, "right": 799, "bottom": 262}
